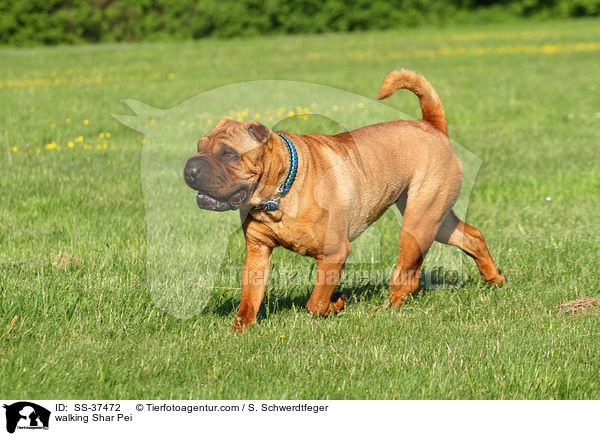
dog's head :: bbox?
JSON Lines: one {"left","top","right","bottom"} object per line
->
{"left": 184, "top": 119, "right": 272, "bottom": 211}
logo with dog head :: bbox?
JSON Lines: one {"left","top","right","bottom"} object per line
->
{"left": 2, "top": 402, "right": 50, "bottom": 433}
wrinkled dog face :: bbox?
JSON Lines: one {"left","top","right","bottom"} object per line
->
{"left": 184, "top": 119, "right": 270, "bottom": 211}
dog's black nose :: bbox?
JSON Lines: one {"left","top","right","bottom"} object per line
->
{"left": 184, "top": 156, "right": 207, "bottom": 188}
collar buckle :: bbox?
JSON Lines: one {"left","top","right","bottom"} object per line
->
{"left": 261, "top": 194, "right": 281, "bottom": 212}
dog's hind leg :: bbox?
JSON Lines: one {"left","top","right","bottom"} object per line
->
{"left": 388, "top": 226, "right": 436, "bottom": 307}
{"left": 388, "top": 176, "right": 466, "bottom": 307}
{"left": 435, "top": 210, "right": 506, "bottom": 285}
{"left": 388, "top": 195, "right": 445, "bottom": 307}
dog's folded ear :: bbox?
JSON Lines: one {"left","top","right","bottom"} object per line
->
{"left": 245, "top": 121, "right": 270, "bottom": 143}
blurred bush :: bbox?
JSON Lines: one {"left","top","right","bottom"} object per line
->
{"left": 0, "top": 0, "right": 599, "bottom": 46}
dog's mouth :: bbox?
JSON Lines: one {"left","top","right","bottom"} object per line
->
{"left": 195, "top": 188, "right": 247, "bottom": 211}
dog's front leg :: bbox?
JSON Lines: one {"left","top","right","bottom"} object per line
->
{"left": 306, "top": 245, "right": 351, "bottom": 317}
{"left": 233, "top": 240, "right": 273, "bottom": 331}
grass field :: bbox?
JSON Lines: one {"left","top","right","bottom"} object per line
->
{"left": 1, "top": 19, "right": 599, "bottom": 399}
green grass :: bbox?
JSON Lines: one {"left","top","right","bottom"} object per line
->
{"left": 1, "top": 18, "right": 600, "bottom": 399}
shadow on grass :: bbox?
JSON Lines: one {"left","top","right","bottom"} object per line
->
{"left": 205, "top": 226, "right": 477, "bottom": 319}
{"left": 208, "top": 264, "right": 472, "bottom": 319}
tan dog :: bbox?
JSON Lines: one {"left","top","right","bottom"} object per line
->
{"left": 184, "top": 70, "right": 506, "bottom": 330}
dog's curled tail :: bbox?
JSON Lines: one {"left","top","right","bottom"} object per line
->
{"left": 377, "top": 69, "right": 447, "bottom": 136}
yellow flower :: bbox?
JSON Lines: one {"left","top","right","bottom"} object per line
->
{"left": 254, "top": 113, "right": 261, "bottom": 119}
{"left": 30, "top": 107, "right": 35, "bottom": 113}
{"left": 150, "top": 119, "right": 156, "bottom": 126}
{"left": 83, "top": 144, "right": 91, "bottom": 150}
{"left": 105, "top": 132, "right": 111, "bottom": 138}
{"left": 99, "top": 133, "right": 104, "bottom": 139}
{"left": 45, "top": 142, "right": 57, "bottom": 150}
{"left": 357, "top": 102, "right": 365, "bottom": 109}
{"left": 11, "top": 146, "right": 18, "bottom": 152}
{"left": 68, "top": 141, "right": 74, "bottom": 148}
{"left": 66, "top": 118, "right": 71, "bottom": 124}
{"left": 179, "top": 121, "right": 186, "bottom": 126}
{"left": 36, "top": 149, "right": 41, "bottom": 154}
{"left": 141, "top": 138, "right": 146, "bottom": 144}
{"left": 288, "top": 111, "right": 295, "bottom": 117}
{"left": 168, "top": 73, "right": 176, "bottom": 80}
{"left": 75, "top": 136, "right": 84, "bottom": 142}
{"left": 332, "top": 105, "right": 339, "bottom": 112}
{"left": 83, "top": 119, "right": 89, "bottom": 126}
{"left": 50, "top": 123, "right": 56, "bottom": 129}
{"left": 279, "top": 335, "right": 285, "bottom": 339}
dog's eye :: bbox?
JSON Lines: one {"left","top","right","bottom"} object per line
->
{"left": 221, "top": 150, "right": 235, "bottom": 159}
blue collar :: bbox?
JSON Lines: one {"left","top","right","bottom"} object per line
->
{"left": 260, "top": 132, "right": 298, "bottom": 211}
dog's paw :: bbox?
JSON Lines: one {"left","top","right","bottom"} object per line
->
{"left": 386, "top": 292, "right": 410, "bottom": 309}
{"left": 306, "top": 293, "right": 348, "bottom": 316}
{"left": 487, "top": 268, "right": 506, "bottom": 286}
{"left": 231, "top": 315, "right": 253, "bottom": 332}
{"left": 329, "top": 292, "right": 348, "bottom": 314}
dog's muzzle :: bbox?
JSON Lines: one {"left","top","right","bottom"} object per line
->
{"left": 184, "top": 156, "right": 207, "bottom": 190}
{"left": 184, "top": 156, "right": 247, "bottom": 211}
